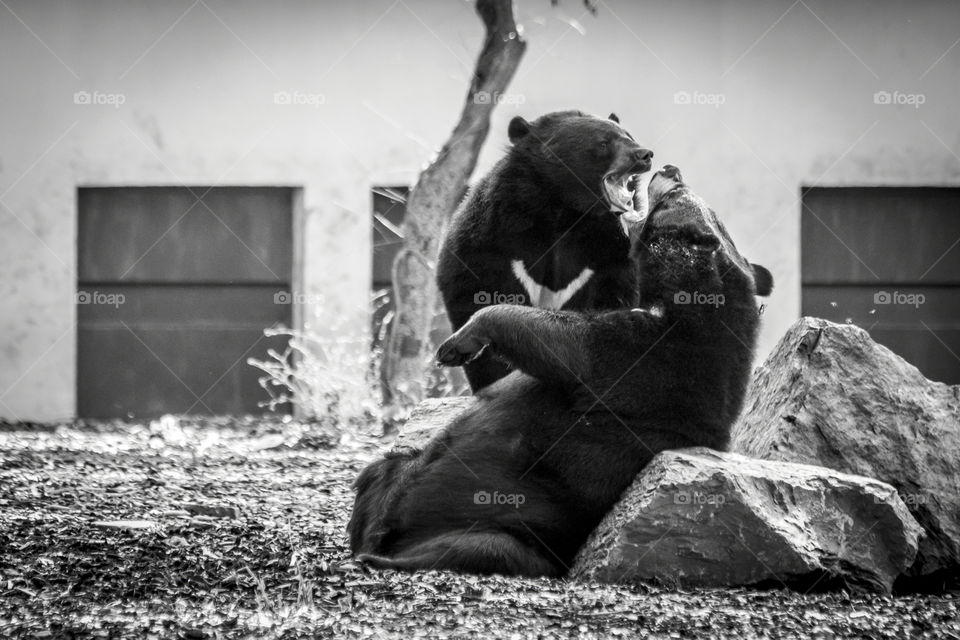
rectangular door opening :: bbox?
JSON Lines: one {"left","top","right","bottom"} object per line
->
{"left": 801, "top": 186, "right": 960, "bottom": 384}
{"left": 77, "top": 186, "right": 298, "bottom": 418}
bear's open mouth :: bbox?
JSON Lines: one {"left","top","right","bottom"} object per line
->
{"left": 603, "top": 171, "right": 651, "bottom": 226}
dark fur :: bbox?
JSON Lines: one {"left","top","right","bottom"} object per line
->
{"left": 349, "top": 169, "right": 773, "bottom": 577}
{"left": 436, "top": 110, "right": 653, "bottom": 391}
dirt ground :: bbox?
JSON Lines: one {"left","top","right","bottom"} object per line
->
{"left": 1, "top": 416, "right": 957, "bottom": 639}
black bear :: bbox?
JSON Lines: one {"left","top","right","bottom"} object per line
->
{"left": 348, "top": 165, "right": 773, "bottom": 577}
{"left": 436, "top": 110, "right": 654, "bottom": 392}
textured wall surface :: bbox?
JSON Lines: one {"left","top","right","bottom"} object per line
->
{"left": 1, "top": 0, "right": 958, "bottom": 419}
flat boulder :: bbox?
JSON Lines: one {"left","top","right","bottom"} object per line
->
{"left": 394, "top": 397, "right": 474, "bottom": 449}
{"left": 571, "top": 448, "right": 921, "bottom": 593}
{"left": 730, "top": 317, "right": 960, "bottom": 579}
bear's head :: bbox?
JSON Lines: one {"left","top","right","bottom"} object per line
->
{"left": 508, "top": 111, "right": 653, "bottom": 218}
{"left": 635, "top": 164, "right": 773, "bottom": 306}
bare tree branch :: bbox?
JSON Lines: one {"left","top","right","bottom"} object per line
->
{"left": 381, "top": 0, "right": 527, "bottom": 416}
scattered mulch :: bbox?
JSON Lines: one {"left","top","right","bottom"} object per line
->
{"left": 0, "top": 415, "right": 957, "bottom": 639}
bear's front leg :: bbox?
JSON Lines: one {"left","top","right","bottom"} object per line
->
{"left": 435, "top": 306, "right": 496, "bottom": 367}
{"left": 437, "top": 305, "right": 591, "bottom": 388}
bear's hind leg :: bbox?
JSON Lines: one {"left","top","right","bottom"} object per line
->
{"left": 348, "top": 450, "right": 419, "bottom": 554}
{"left": 357, "top": 530, "right": 563, "bottom": 577}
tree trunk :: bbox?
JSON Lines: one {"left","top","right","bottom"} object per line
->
{"left": 381, "top": 0, "right": 526, "bottom": 416}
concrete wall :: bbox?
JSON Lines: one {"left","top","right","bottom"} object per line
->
{"left": 1, "top": 0, "right": 958, "bottom": 419}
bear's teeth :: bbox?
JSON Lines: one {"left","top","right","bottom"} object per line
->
{"left": 622, "top": 171, "right": 653, "bottom": 224}
{"left": 604, "top": 175, "right": 634, "bottom": 212}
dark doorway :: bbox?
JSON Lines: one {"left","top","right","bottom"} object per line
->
{"left": 77, "top": 186, "right": 297, "bottom": 418}
{"left": 371, "top": 186, "right": 409, "bottom": 351}
{"left": 369, "top": 185, "right": 465, "bottom": 396}
{"left": 801, "top": 187, "right": 960, "bottom": 384}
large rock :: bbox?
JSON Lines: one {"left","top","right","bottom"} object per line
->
{"left": 571, "top": 448, "right": 922, "bottom": 593}
{"left": 730, "top": 317, "right": 960, "bottom": 578}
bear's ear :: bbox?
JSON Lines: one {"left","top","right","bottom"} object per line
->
{"left": 608, "top": 113, "right": 620, "bottom": 123}
{"left": 752, "top": 264, "right": 774, "bottom": 296}
{"left": 508, "top": 116, "right": 531, "bottom": 143}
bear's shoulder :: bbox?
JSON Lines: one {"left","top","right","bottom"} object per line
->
{"left": 451, "top": 155, "right": 555, "bottom": 236}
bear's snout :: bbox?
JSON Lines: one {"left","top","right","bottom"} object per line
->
{"left": 615, "top": 144, "right": 652, "bottom": 174}
{"left": 660, "top": 164, "right": 681, "bottom": 179}
{"left": 632, "top": 148, "right": 654, "bottom": 170}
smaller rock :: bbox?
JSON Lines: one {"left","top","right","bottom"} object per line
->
{"left": 181, "top": 503, "right": 239, "bottom": 519}
{"left": 571, "top": 448, "right": 923, "bottom": 593}
{"left": 394, "top": 397, "right": 474, "bottom": 449}
{"left": 91, "top": 520, "right": 156, "bottom": 530}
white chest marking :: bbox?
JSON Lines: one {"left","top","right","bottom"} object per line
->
{"left": 631, "top": 304, "right": 664, "bottom": 318}
{"left": 510, "top": 260, "right": 594, "bottom": 310}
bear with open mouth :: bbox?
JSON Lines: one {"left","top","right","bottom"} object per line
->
{"left": 436, "top": 110, "right": 654, "bottom": 392}
{"left": 349, "top": 165, "right": 773, "bottom": 578}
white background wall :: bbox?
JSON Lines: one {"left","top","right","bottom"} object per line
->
{"left": 1, "top": 0, "right": 958, "bottom": 419}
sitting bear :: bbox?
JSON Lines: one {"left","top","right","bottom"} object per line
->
{"left": 349, "top": 165, "right": 773, "bottom": 577}
{"left": 436, "top": 110, "right": 654, "bottom": 392}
